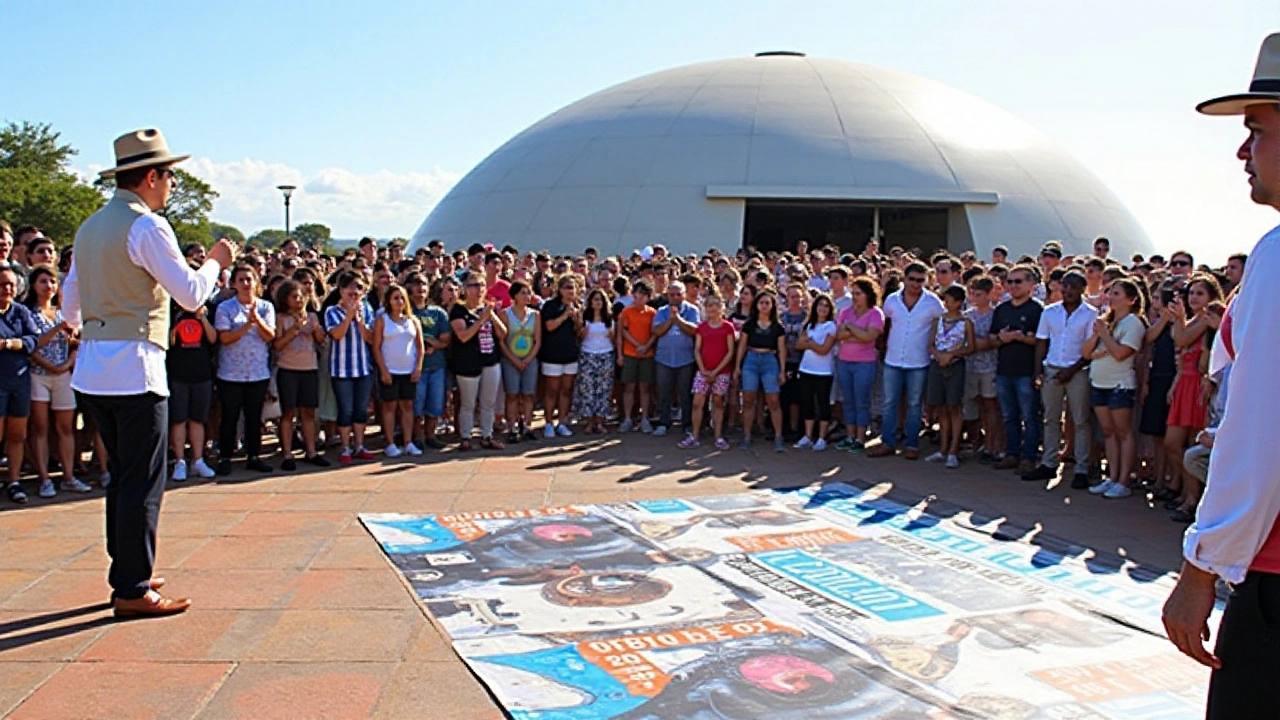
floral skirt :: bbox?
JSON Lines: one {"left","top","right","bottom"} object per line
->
{"left": 573, "top": 351, "right": 615, "bottom": 418}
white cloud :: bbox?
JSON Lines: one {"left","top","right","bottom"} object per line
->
{"left": 80, "top": 157, "right": 461, "bottom": 240}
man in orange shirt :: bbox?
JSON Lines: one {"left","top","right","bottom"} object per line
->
{"left": 617, "top": 281, "right": 657, "bottom": 433}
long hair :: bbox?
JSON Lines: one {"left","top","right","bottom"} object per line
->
{"left": 584, "top": 287, "right": 613, "bottom": 328}
{"left": 1102, "top": 278, "right": 1145, "bottom": 328}
{"left": 274, "top": 278, "right": 303, "bottom": 315}
{"left": 743, "top": 288, "right": 779, "bottom": 334}
{"left": 805, "top": 292, "right": 834, "bottom": 329}
{"left": 21, "top": 264, "right": 58, "bottom": 309}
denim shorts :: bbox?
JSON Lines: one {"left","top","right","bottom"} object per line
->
{"left": 415, "top": 366, "right": 447, "bottom": 418}
{"left": 1090, "top": 386, "right": 1136, "bottom": 410}
{"left": 501, "top": 357, "right": 540, "bottom": 395}
{"left": 0, "top": 378, "right": 32, "bottom": 419}
{"left": 740, "top": 351, "right": 781, "bottom": 395}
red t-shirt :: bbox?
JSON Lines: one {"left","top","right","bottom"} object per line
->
{"left": 697, "top": 320, "right": 737, "bottom": 375}
{"left": 487, "top": 279, "right": 512, "bottom": 310}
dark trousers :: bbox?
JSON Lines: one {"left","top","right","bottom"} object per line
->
{"left": 1207, "top": 572, "right": 1280, "bottom": 718}
{"left": 79, "top": 392, "right": 167, "bottom": 601}
{"left": 218, "top": 379, "right": 268, "bottom": 459}
{"left": 799, "top": 372, "right": 834, "bottom": 423}
{"left": 655, "top": 362, "right": 694, "bottom": 430}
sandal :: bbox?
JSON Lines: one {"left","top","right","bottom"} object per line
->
{"left": 481, "top": 437, "right": 505, "bottom": 450}
{"left": 1151, "top": 488, "right": 1179, "bottom": 502}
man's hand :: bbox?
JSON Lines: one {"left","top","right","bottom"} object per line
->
{"left": 208, "top": 238, "right": 238, "bottom": 269}
{"left": 1162, "top": 562, "right": 1222, "bottom": 669}
{"left": 1055, "top": 367, "right": 1077, "bottom": 384}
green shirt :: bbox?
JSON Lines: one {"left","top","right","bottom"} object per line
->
{"left": 413, "top": 304, "right": 451, "bottom": 371}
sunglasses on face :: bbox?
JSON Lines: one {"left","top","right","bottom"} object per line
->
{"left": 1171, "top": 260, "right": 1191, "bottom": 267}
{"left": 906, "top": 276, "right": 926, "bottom": 283}
{"left": 465, "top": 283, "right": 484, "bottom": 289}
{"left": 1007, "top": 278, "right": 1027, "bottom": 285}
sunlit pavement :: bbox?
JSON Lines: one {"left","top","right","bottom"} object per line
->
{"left": 0, "top": 434, "right": 1185, "bottom": 718}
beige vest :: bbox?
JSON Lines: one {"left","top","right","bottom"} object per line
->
{"left": 73, "top": 189, "right": 170, "bottom": 349}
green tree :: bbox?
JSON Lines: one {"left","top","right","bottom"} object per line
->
{"left": 209, "top": 222, "right": 245, "bottom": 244}
{"left": 247, "top": 228, "right": 289, "bottom": 248}
{"left": 0, "top": 121, "right": 104, "bottom": 242}
{"left": 96, "top": 167, "right": 220, "bottom": 248}
{"left": 291, "top": 222, "right": 331, "bottom": 248}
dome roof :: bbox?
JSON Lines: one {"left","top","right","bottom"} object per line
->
{"left": 412, "top": 54, "right": 1152, "bottom": 259}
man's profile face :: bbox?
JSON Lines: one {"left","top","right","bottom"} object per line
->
{"left": 1227, "top": 257, "right": 1245, "bottom": 284}
{"left": 1240, "top": 103, "right": 1280, "bottom": 208}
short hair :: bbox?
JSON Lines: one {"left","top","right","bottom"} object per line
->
{"left": 903, "top": 261, "right": 928, "bottom": 277}
{"left": 941, "top": 285, "right": 967, "bottom": 303}
{"left": 484, "top": 251, "right": 502, "bottom": 265}
{"left": 1060, "top": 269, "right": 1086, "bottom": 287}
{"left": 1093, "top": 236, "right": 1111, "bottom": 248}
{"left": 1084, "top": 257, "right": 1105, "bottom": 271}
{"left": 992, "top": 245, "right": 1009, "bottom": 256}
{"left": 967, "top": 275, "right": 995, "bottom": 293}
{"left": 850, "top": 275, "right": 880, "bottom": 306}
{"left": 632, "top": 279, "right": 652, "bottom": 296}
{"left": 466, "top": 242, "right": 487, "bottom": 256}
{"left": 358, "top": 236, "right": 376, "bottom": 248}
{"left": 427, "top": 239, "right": 444, "bottom": 250}
{"left": 825, "top": 265, "right": 849, "bottom": 280}
{"left": 583, "top": 246, "right": 598, "bottom": 256}
{"left": 1228, "top": 252, "right": 1248, "bottom": 268}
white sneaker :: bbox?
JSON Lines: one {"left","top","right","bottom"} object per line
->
{"left": 172, "top": 459, "right": 188, "bottom": 482}
{"left": 544, "top": 423, "right": 557, "bottom": 438}
{"left": 61, "top": 478, "right": 93, "bottom": 493}
{"left": 925, "top": 451, "right": 946, "bottom": 463}
{"left": 652, "top": 425, "right": 668, "bottom": 437}
{"left": 793, "top": 436, "right": 813, "bottom": 449}
{"left": 945, "top": 454, "right": 960, "bottom": 469}
{"left": 193, "top": 458, "right": 216, "bottom": 478}
{"left": 405, "top": 443, "right": 424, "bottom": 456}
{"left": 38, "top": 479, "right": 56, "bottom": 498}
{"left": 1088, "top": 479, "right": 1116, "bottom": 495}
{"left": 384, "top": 444, "right": 403, "bottom": 458}
{"left": 619, "top": 419, "right": 634, "bottom": 433}
{"left": 813, "top": 438, "right": 828, "bottom": 452}
{"left": 639, "top": 418, "right": 653, "bottom": 434}
{"left": 556, "top": 423, "right": 574, "bottom": 437}
{"left": 1103, "top": 483, "right": 1133, "bottom": 499}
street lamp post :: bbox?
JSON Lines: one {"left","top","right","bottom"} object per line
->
{"left": 277, "top": 185, "right": 296, "bottom": 240}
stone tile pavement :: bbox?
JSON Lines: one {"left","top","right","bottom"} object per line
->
{"left": 0, "top": 434, "right": 1189, "bottom": 718}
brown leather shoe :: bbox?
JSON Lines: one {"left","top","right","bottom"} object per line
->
{"left": 865, "top": 444, "right": 896, "bottom": 458}
{"left": 995, "top": 456, "right": 1020, "bottom": 470}
{"left": 902, "top": 448, "right": 920, "bottom": 461}
{"left": 113, "top": 591, "right": 192, "bottom": 619}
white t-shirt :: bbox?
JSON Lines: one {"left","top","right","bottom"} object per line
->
{"left": 799, "top": 321, "right": 838, "bottom": 376}
{"left": 379, "top": 312, "right": 421, "bottom": 375}
{"left": 581, "top": 321, "right": 613, "bottom": 354}
{"left": 1088, "top": 314, "right": 1144, "bottom": 390}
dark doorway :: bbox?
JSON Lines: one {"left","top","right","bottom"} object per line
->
{"left": 743, "top": 201, "right": 950, "bottom": 257}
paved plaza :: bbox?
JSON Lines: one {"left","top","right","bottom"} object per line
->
{"left": 0, "top": 436, "right": 1188, "bottom": 719}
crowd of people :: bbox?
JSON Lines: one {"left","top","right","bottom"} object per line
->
{"left": 0, "top": 221, "right": 1239, "bottom": 526}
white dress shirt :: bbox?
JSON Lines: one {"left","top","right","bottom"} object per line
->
{"left": 1183, "top": 224, "right": 1280, "bottom": 583}
{"left": 1035, "top": 301, "right": 1097, "bottom": 367}
{"left": 63, "top": 211, "right": 222, "bottom": 397}
{"left": 882, "top": 289, "right": 945, "bottom": 369}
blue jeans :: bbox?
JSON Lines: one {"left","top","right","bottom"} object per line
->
{"left": 996, "top": 374, "right": 1040, "bottom": 460}
{"left": 879, "top": 365, "right": 927, "bottom": 450}
{"left": 332, "top": 374, "right": 373, "bottom": 427}
{"left": 838, "top": 360, "right": 877, "bottom": 429}
{"left": 415, "top": 366, "right": 447, "bottom": 417}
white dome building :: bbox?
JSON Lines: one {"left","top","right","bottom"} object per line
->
{"left": 411, "top": 52, "right": 1152, "bottom": 260}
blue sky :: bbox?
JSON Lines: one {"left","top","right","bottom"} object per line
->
{"left": 4, "top": 0, "right": 1278, "bottom": 261}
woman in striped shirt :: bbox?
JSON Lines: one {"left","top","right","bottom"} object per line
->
{"left": 325, "top": 271, "right": 377, "bottom": 464}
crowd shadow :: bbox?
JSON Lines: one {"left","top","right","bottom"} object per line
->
{"left": 0, "top": 603, "right": 114, "bottom": 654}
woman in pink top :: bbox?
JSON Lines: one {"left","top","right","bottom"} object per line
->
{"left": 834, "top": 276, "right": 885, "bottom": 451}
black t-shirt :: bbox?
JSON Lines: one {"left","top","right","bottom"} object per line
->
{"left": 744, "top": 320, "right": 785, "bottom": 352}
{"left": 992, "top": 298, "right": 1043, "bottom": 377}
{"left": 166, "top": 306, "right": 215, "bottom": 383}
{"left": 448, "top": 304, "right": 499, "bottom": 377}
{"left": 538, "top": 297, "right": 580, "bottom": 364}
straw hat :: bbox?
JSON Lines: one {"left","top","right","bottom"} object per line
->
{"left": 99, "top": 128, "right": 191, "bottom": 177}
{"left": 1198, "top": 33, "right": 1280, "bottom": 115}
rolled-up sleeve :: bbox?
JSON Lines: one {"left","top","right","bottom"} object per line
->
{"left": 127, "top": 214, "right": 221, "bottom": 311}
{"left": 1183, "top": 228, "right": 1280, "bottom": 583}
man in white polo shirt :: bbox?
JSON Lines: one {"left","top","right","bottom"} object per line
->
{"left": 1024, "top": 270, "right": 1096, "bottom": 487}
{"left": 867, "top": 261, "right": 944, "bottom": 460}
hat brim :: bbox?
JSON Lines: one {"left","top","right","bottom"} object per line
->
{"left": 1196, "top": 93, "right": 1280, "bottom": 116}
{"left": 98, "top": 153, "right": 191, "bottom": 177}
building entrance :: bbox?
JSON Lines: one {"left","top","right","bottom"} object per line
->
{"left": 743, "top": 201, "right": 950, "bottom": 257}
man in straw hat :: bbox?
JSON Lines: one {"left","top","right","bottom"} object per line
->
{"left": 1162, "top": 33, "right": 1280, "bottom": 716}
{"left": 63, "top": 129, "right": 236, "bottom": 618}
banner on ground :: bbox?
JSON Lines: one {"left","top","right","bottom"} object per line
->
{"left": 362, "top": 482, "right": 1212, "bottom": 719}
